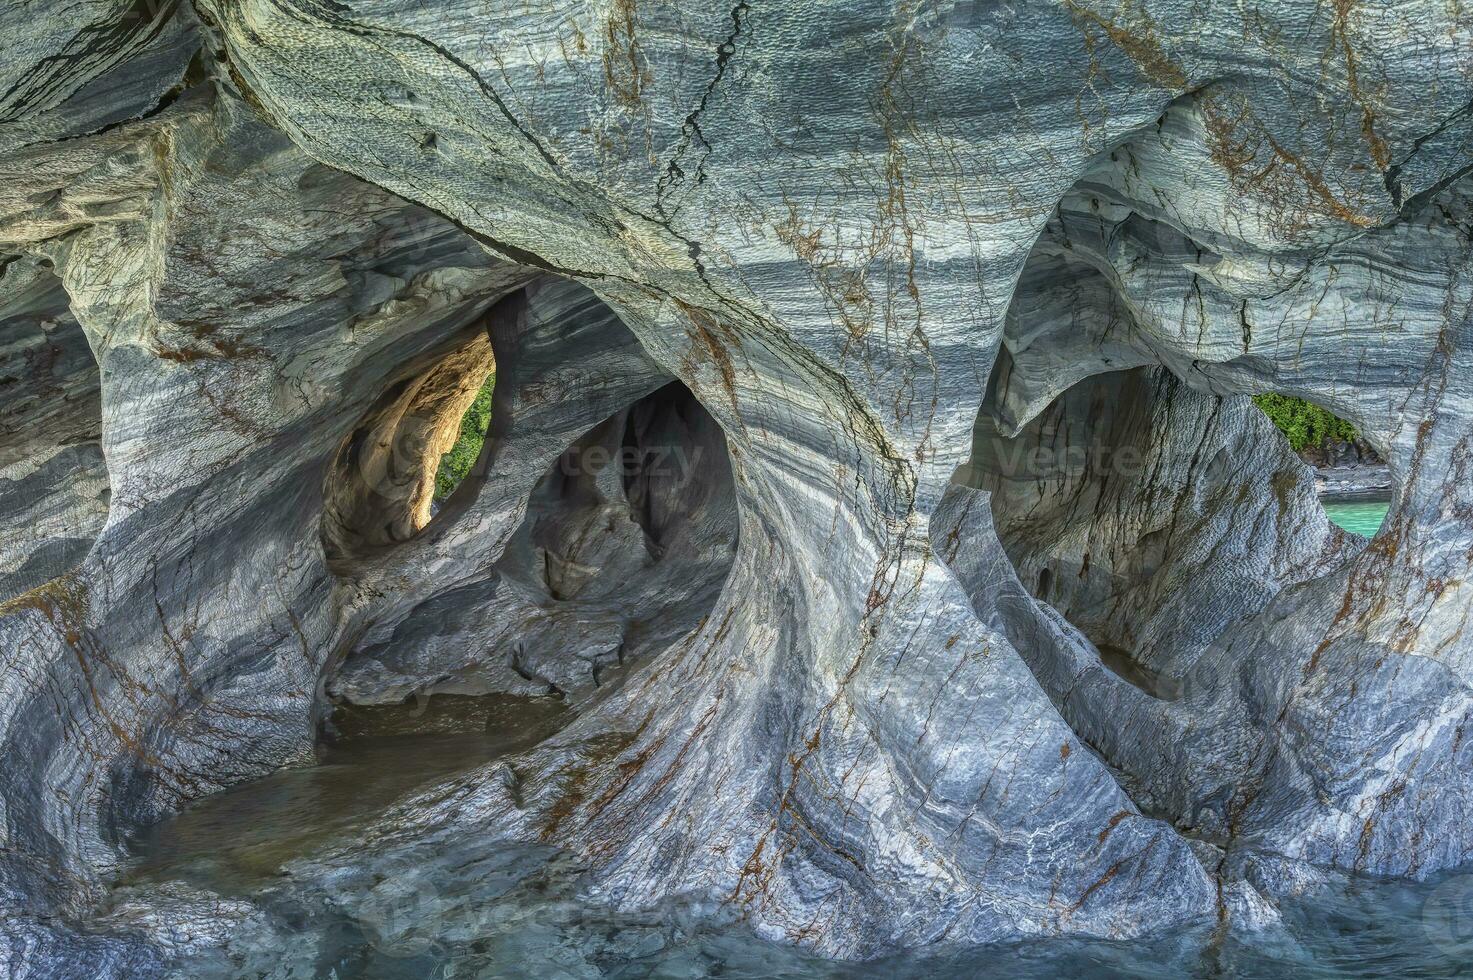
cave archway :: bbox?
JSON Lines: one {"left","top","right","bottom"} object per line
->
{"left": 949, "top": 118, "right": 1426, "bottom": 698}
{"left": 316, "top": 276, "right": 741, "bottom": 723}
{"left": 928, "top": 97, "right": 1473, "bottom": 888}
{"left": 320, "top": 307, "right": 499, "bottom": 562}
{"left": 327, "top": 377, "right": 739, "bottom": 709}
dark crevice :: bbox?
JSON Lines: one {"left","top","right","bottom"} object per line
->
{"left": 0, "top": 0, "right": 184, "bottom": 121}
{"left": 1383, "top": 96, "right": 1473, "bottom": 208}
{"left": 654, "top": 1, "right": 752, "bottom": 218}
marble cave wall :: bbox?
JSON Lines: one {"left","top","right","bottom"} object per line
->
{"left": 0, "top": 0, "right": 1469, "bottom": 967}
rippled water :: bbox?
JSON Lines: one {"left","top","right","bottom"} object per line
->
{"left": 1323, "top": 500, "right": 1391, "bottom": 537}
{"left": 116, "top": 693, "right": 1473, "bottom": 978}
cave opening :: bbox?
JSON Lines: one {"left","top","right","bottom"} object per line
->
{"left": 432, "top": 368, "right": 495, "bottom": 503}
{"left": 958, "top": 363, "right": 1365, "bottom": 703}
{"left": 314, "top": 275, "right": 740, "bottom": 757}
{"left": 325, "top": 376, "right": 739, "bottom": 716}
{"left": 321, "top": 315, "right": 498, "bottom": 563}
{"left": 1248, "top": 392, "right": 1390, "bottom": 537}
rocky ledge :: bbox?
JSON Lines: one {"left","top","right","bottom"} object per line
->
{"left": 1316, "top": 464, "right": 1394, "bottom": 503}
{"left": 0, "top": 0, "right": 1470, "bottom": 973}
{"left": 1298, "top": 438, "right": 1394, "bottom": 502}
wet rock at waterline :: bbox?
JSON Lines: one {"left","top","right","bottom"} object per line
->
{"left": 0, "top": 0, "right": 1470, "bottom": 972}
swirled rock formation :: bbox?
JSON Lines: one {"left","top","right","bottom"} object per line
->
{"left": 0, "top": 0, "right": 1469, "bottom": 972}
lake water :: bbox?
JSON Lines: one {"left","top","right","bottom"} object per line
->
{"left": 1323, "top": 500, "right": 1390, "bottom": 537}
{"left": 115, "top": 691, "right": 1473, "bottom": 978}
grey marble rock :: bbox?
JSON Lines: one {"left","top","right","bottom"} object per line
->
{"left": 0, "top": 0, "right": 1470, "bottom": 969}
{"left": 0, "top": 257, "right": 108, "bottom": 602}
{"left": 1316, "top": 463, "right": 1394, "bottom": 503}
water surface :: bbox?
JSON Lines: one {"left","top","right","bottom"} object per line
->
{"left": 1323, "top": 500, "right": 1390, "bottom": 537}
{"left": 125, "top": 693, "right": 570, "bottom": 893}
{"left": 117, "top": 691, "right": 1473, "bottom": 978}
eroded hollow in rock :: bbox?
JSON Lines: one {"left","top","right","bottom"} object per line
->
{"left": 0, "top": 258, "right": 109, "bottom": 602}
{"left": 1248, "top": 392, "right": 1393, "bottom": 530}
{"left": 327, "top": 378, "right": 739, "bottom": 709}
{"left": 321, "top": 318, "right": 497, "bottom": 561}
{"left": 960, "top": 364, "right": 1355, "bottom": 702}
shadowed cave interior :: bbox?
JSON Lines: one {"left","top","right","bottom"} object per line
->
{"left": 325, "top": 364, "right": 739, "bottom": 716}
{"left": 960, "top": 364, "right": 1380, "bottom": 706}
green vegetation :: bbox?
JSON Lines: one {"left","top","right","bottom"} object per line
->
{"left": 434, "top": 373, "right": 494, "bottom": 500}
{"left": 1251, "top": 393, "right": 1358, "bottom": 452}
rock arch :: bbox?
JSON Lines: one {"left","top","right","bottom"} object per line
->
{"left": 0, "top": 0, "right": 1469, "bottom": 969}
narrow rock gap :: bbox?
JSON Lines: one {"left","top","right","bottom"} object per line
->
{"left": 320, "top": 304, "right": 499, "bottom": 563}
{"left": 430, "top": 361, "right": 495, "bottom": 505}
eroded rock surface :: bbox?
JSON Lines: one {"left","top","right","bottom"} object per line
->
{"left": 0, "top": 0, "right": 1470, "bottom": 971}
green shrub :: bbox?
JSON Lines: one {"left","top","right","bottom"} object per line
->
{"left": 434, "top": 373, "right": 494, "bottom": 500}
{"left": 1251, "top": 393, "right": 1358, "bottom": 452}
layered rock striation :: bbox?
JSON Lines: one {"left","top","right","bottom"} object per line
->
{"left": 0, "top": 0, "right": 1470, "bottom": 970}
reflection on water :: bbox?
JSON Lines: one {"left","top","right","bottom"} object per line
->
{"left": 1097, "top": 644, "right": 1183, "bottom": 700}
{"left": 117, "top": 691, "right": 1473, "bottom": 978}
{"left": 1324, "top": 500, "right": 1390, "bottom": 537}
{"left": 124, "top": 693, "right": 570, "bottom": 892}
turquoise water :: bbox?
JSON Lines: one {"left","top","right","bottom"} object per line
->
{"left": 1324, "top": 500, "right": 1390, "bottom": 537}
